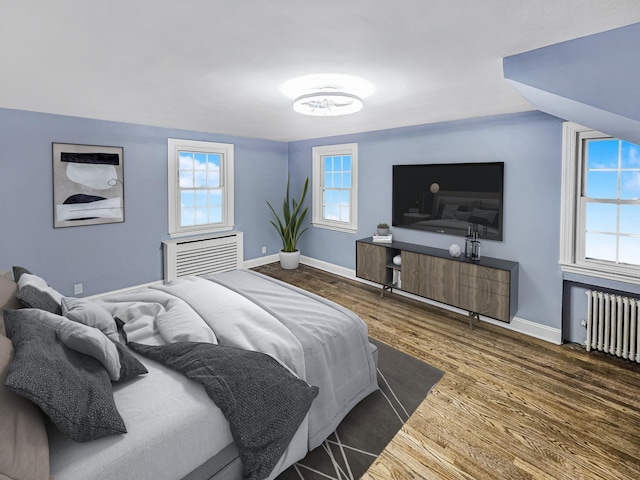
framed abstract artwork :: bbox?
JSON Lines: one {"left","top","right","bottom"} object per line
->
{"left": 52, "top": 143, "right": 124, "bottom": 228}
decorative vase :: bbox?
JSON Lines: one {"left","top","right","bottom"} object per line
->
{"left": 279, "top": 250, "right": 301, "bottom": 270}
{"left": 377, "top": 228, "right": 389, "bottom": 236}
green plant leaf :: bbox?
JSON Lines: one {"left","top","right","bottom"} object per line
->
{"left": 267, "top": 176, "right": 309, "bottom": 252}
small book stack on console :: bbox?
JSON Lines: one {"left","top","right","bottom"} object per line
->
{"left": 372, "top": 234, "right": 393, "bottom": 243}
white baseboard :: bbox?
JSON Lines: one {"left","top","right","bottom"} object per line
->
{"left": 87, "top": 280, "right": 164, "bottom": 300}
{"left": 300, "top": 256, "right": 563, "bottom": 345}
{"left": 243, "top": 253, "right": 280, "bottom": 269}
{"left": 300, "top": 255, "right": 355, "bottom": 279}
{"left": 505, "top": 316, "right": 562, "bottom": 345}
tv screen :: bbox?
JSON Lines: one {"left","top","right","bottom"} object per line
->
{"left": 392, "top": 162, "right": 504, "bottom": 240}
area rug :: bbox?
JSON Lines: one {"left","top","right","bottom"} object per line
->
{"left": 276, "top": 337, "right": 444, "bottom": 480}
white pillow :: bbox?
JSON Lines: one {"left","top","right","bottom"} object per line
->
{"left": 16, "top": 273, "right": 63, "bottom": 314}
{"left": 62, "top": 297, "right": 119, "bottom": 343}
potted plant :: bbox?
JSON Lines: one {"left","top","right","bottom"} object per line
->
{"left": 267, "top": 176, "right": 309, "bottom": 269}
{"left": 377, "top": 223, "right": 390, "bottom": 236}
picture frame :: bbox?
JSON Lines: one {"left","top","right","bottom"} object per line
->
{"left": 52, "top": 143, "right": 124, "bottom": 228}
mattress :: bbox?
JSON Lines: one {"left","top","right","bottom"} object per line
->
{"left": 47, "top": 348, "right": 235, "bottom": 480}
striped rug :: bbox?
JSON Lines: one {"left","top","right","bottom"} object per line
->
{"left": 276, "top": 337, "right": 444, "bottom": 480}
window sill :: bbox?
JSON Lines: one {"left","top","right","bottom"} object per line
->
{"left": 560, "top": 262, "right": 640, "bottom": 287}
{"left": 312, "top": 222, "right": 357, "bottom": 234}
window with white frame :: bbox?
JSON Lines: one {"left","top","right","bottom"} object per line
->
{"left": 167, "top": 138, "right": 234, "bottom": 236}
{"left": 560, "top": 122, "right": 640, "bottom": 283}
{"left": 312, "top": 143, "right": 358, "bottom": 233}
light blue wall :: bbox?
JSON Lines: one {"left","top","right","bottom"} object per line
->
{"left": 289, "top": 112, "right": 565, "bottom": 330}
{"left": 504, "top": 22, "right": 640, "bottom": 145}
{"left": 0, "top": 108, "right": 288, "bottom": 296}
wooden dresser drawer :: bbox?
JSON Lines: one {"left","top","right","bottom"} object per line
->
{"left": 459, "top": 285, "right": 510, "bottom": 322}
{"left": 459, "top": 273, "right": 510, "bottom": 296}
{"left": 459, "top": 263, "right": 509, "bottom": 284}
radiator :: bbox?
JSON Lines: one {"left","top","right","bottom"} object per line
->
{"left": 163, "top": 232, "right": 243, "bottom": 282}
{"left": 585, "top": 290, "right": 639, "bottom": 363}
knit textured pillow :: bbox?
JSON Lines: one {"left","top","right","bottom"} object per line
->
{"left": 13, "top": 267, "right": 63, "bottom": 315}
{"left": 3, "top": 309, "right": 127, "bottom": 442}
{"left": 24, "top": 308, "right": 147, "bottom": 382}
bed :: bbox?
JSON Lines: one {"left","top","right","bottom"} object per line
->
{"left": 0, "top": 267, "right": 378, "bottom": 480}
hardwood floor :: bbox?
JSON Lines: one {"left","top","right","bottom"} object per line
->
{"left": 254, "top": 263, "right": 640, "bottom": 480}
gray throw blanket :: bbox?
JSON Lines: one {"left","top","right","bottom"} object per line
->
{"left": 128, "top": 342, "right": 319, "bottom": 480}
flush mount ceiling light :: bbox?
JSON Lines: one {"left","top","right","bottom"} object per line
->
{"left": 293, "top": 90, "right": 363, "bottom": 116}
{"left": 281, "top": 74, "right": 374, "bottom": 117}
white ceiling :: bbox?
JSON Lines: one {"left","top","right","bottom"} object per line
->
{"left": 1, "top": 1, "right": 640, "bottom": 142}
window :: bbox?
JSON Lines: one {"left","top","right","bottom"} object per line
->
{"left": 312, "top": 143, "right": 358, "bottom": 233}
{"left": 168, "top": 138, "right": 234, "bottom": 236}
{"left": 560, "top": 122, "right": 640, "bottom": 284}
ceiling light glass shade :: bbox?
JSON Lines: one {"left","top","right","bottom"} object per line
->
{"left": 293, "top": 92, "right": 363, "bottom": 116}
{"left": 281, "top": 74, "right": 375, "bottom": 99}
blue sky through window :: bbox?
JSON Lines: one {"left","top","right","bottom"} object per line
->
{"left": 584, "top": 138, "right": 640, "bottom": 266}
{"left": 179, "top": 151, "right": 223, "bottom": 227}
{"left": 322, "top": 155, "right": 352, "bottom": 222}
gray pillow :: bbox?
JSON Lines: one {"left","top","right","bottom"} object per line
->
{"left": 113, "top": 341, "right": 149, "bottom": 382}
{"left": 14, "top": 269, "right": 63, "bottom": 315}
{"left": 62, "top": 296, "right": 119, "bottom": 342}
{"left": 469, "top": 208, "right": 498, "bottom": 226}
{"left": 11, "top": 266, "right": 31, "bottom": 282}
{"left": 441, "top": 204, "right": 459, "bottom": 219}
{"left": 455, "top": 210, "right": 472, "bottom": 222}
{"left": 21, "top": 308, "right": 146, "bottom": 382}
{"left": 3, "top": 309, "right": 127, "bottom": 442}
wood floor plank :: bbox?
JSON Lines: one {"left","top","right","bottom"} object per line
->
{"left": 255, "top": 264, "right": 640, "bottom": 480}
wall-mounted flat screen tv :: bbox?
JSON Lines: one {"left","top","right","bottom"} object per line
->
{"left": 392, "top": 162, "right": 504, "bottom": 240}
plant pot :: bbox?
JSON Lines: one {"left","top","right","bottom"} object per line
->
{"left": 377, "top": 228, "right": 389, "bottom": 236}
{"left": 279, "top": 250, "right": 301, "bottom": 270}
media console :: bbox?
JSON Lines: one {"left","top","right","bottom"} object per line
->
{"left": 356, "top": 237, "right": 518, "bottom": 323}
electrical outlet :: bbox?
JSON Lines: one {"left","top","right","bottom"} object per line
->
{"left": 261, "top": 246, "right": 267, "bottom": 254}
{"left": 74, "top": 283, "right": 83, "bottom": 295}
